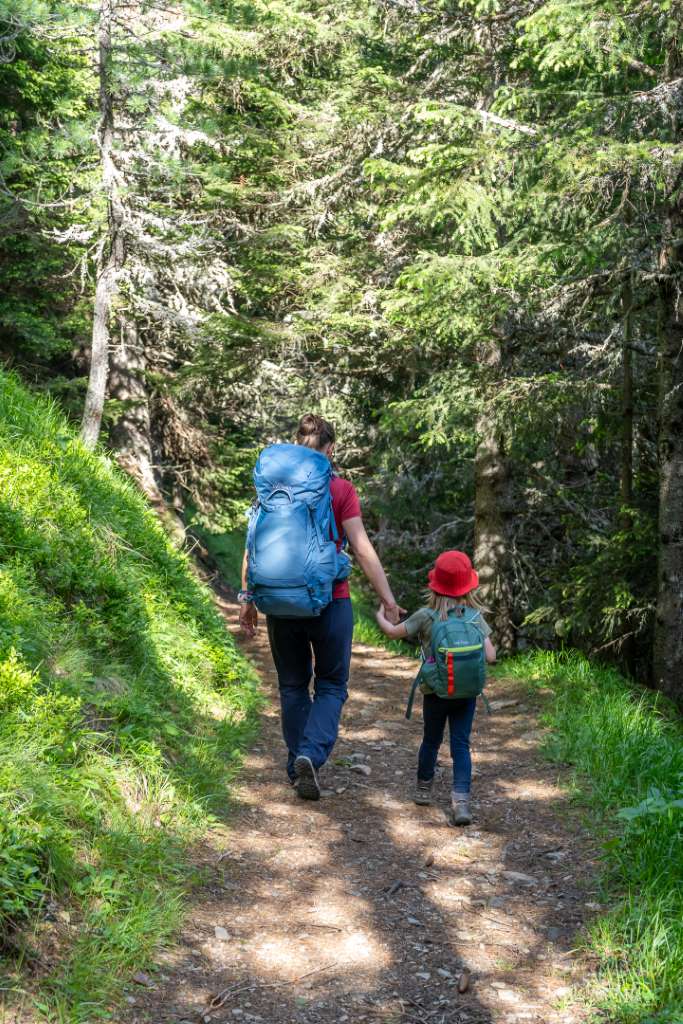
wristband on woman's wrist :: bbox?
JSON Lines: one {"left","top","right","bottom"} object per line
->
{"left": 237, "top": 590, "right": 254, "bottom": 604}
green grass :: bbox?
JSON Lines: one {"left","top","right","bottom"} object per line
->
{"left": 505, "top": 649, "right": 683, "bottom": 1024}
{"left": 186, "top": 522, "right": 245, "bottom": 590}
{"left": 0, "top": 372, "right": 261, "bottom": 1022}
{"left": 351, "top": 589, "right": 416, "bottom": 654}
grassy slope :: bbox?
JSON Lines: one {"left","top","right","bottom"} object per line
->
{"left": 0, "top": 372, "right": 260, "bottom": 1022}
{"left": 504, "top": 651, "right": 683, "bottom": 1024}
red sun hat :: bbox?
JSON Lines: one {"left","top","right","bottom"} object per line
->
{"left": 428, "top": 550, "right": 479, "bottom": 598}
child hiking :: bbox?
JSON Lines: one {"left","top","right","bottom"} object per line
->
{"left": 375, "top": 550, "right": 496, "bottom": 826}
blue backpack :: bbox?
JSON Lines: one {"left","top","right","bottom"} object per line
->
{"left": 246, "top": 444, "right": 351, "bottom": 618}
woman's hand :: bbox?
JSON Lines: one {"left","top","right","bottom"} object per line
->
{"left": 383, "top": 600, "right": 406, "bottom": 625}
{"left": 239, "top": 601, "right": 258, "bottom": 638}
{"left": 375, "top": 603, "right": 408, "bottom": 640}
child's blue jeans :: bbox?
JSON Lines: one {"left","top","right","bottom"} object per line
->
{"left": 418, "top": 693, "right": 477, "bottom": 793}
{"left": 266, "top": 598, "right": 354, "bottom": 780}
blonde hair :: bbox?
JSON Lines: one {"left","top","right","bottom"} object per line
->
{"left": 424, "top": 588, "right": 488, "bottom": 621}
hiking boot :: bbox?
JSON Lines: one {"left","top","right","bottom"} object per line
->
{"left": 414, "top": 778, "right": 434, "bottom": 805}
{"left": 451, "top": 794, "right": 472, "bottom": 826}
{"left": 294, "top": 755, "right": 321, "bottom": 801}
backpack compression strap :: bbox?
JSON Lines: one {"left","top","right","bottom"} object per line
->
{"left": 405, "top": 668, "right": 421, "bottom": 720}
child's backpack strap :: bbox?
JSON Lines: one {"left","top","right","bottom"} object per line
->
{"left": 405, "top": 609, "right": 439, "bottom": 720}
{"left": 405, "top": 671, "right": 421, "bottom": 720}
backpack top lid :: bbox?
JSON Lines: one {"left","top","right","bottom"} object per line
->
{"left": 429, "top": 606, "right": 483, "bottom": 649}
{"left": 253, "top": 443, "right": 332, "bottom": 505}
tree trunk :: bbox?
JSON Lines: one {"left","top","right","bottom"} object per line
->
{"left": 619, "top": 274, "right": 636, "bottom": 674}
{"left": 109, "top": 321, "right": 186, "bottom": 544}
{"left": 653, "top": 171, "right": 683, "bottom": 702}
{"left": 473, "top": 338, "right": 515, "bottom": 651}
{"left": 81, "top": 0, "right": 123, "bottom": 450}
{"left": 109, "top": 321, "right": 162, "bottom": 503}
{"left": 620, "top": 275, "right": 634, "bottom": 522}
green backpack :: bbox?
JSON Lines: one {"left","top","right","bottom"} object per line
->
{"left": 406, "top": 607, "right": 488, "bottom": 719}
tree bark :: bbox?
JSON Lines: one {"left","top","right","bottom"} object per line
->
{"left": 81, "top": 0, "right": 123, "bottom": 450}
{"left": 653, "top": 170, "right": 683, "bottom": 702}
{"left": 620, "top": 275, "right": 634, "bottom": 522}
{"left": 109, "top": 321, "right": 162, "bottom": 503}
{"left": 109, "top": 321, "right": 186, "bottom": 543}
{"left": 473, "top": 337, "right": 515, "bottom": 651}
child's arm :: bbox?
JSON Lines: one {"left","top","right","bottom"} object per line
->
{"left": 376, "top": 603, "right": 409, "bottom": 640}
{"left": 484, "top": 637, "right": 497, "bottom": 664}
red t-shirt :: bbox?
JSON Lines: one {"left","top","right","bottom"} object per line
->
{"left": 330, "top": 476, "right": 361, "bottom": 599}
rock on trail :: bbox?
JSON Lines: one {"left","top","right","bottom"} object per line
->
{"left": 121, "top": 599, "right": 598, "bottom": 1024}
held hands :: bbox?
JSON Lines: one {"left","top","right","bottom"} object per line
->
{"left": 239, "top": 602, "right": 258, "bottom": 638}
{"left": 379, "top": 600, "right": 406, "bottom": 626}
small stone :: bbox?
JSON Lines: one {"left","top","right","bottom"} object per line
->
{"left": 351, "top": 763, "right": 371, "bottom": 776}
{"left": 437, "top": 968, "right": 452, "bottom": 979}
{"left": 416, "top": 972, "right": 431, "bottom": 981}
{"left": 547, "top": 926, "right": 563, "bottom": 940}
{"left": 406, "top": 917, "right": 422, "bottom": 926}
{"left": 423, "top": 852, "right": 435, "bottom": 867}
{"left": 498, "top": 990, "right": 519, "bottom": 1003}
{"left": 502, "top": 870, "right": 537, "bottom": 885}
{"left": 335, "top": 786, "right": 348, "bottom": 795}
{"left": 488, "top": 699, "right": 520, "bottom": 711}
{"left": 489, "top": 896, "right": 507, "bottom": 908}
{"left": 132, "top": 970, "right": 154, "bottom": 987}
{"left": 125, "top": 996, "right": 137, "bottom": 1005}
{"left": 214, "top": 925, "right": 230, "bottom": 941}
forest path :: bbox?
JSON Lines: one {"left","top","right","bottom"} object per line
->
{"left": 124, "top": 599, "right": 599, "bottom": 1024}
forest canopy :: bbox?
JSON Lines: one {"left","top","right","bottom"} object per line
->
{"left": 1, "top": 0, "right": 682, "bottom": 699}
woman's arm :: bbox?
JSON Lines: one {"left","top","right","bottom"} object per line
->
{"left": 343, "top": 516, "right": 406, "bottom": 624}
{"left": 484, "top": 637, "right": 497, "bottom": 664}
{"left": 239, "top": 549, "right": 258, "bottom": 637}
{"left": 375, "top": 603, "right": 408, "bottom": 640}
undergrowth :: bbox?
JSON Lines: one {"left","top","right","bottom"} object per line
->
{"left": 506, "top": 649, "right": 683, "bottom": 1024}
{"left": 351, "top": 590, "right": 415, "bottom": 654}
{"left": 0, "top": 372, "right": 261, "bottom": 1022}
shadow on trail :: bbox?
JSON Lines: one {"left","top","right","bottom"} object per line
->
{"left": 123, "top": 630, "right": 594, "bottom": 1024}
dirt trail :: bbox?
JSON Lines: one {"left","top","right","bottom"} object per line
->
{"left": 124, "top": 600, "right": 599, "bottom": 1024}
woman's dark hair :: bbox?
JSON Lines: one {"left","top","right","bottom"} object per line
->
{"left": 295, "top": 414, "right": 336, "bottom": 450}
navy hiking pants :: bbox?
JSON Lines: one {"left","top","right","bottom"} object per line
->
{"left": 418, "top": 693, "right": 477, "bottom": 793}
{"left": 266, "top": 598, "right": 354, "bottom": 780}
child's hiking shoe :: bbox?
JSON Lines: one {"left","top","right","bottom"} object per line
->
{"left": 294, "top": 755, "right": 321, "bottom": 801}
{"left": 451, "top": 793, "right": 472, "bottom": 826}
{"left": 414, "top": 778, "right": 434, "bottom": 805}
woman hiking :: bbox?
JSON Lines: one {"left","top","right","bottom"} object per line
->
{"left": 239, "top": 414, "right": 405, "bottom": 800}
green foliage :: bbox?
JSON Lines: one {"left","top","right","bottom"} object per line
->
{"left": 0, "top": 371, "right": 260, "bottom": 1020}
{"left": 506, "top": 650, "right": 683, "bottom": 1022}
